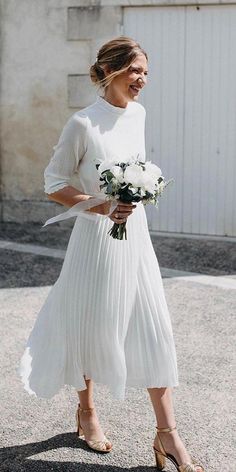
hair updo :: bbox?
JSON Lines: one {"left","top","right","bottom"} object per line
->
{"left": 89, "top": 36, "right": 148, "bottom": 89}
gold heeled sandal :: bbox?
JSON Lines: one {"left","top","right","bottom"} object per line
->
{"left": 153, "top": 425, "right": 205, "bottom": 472}
{"left": 76, "top": 403, "right": 112, "bottom": 453}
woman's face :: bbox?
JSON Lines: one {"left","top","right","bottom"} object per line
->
{"left": 104, "top": 53, "right": 148, "bottom": 103}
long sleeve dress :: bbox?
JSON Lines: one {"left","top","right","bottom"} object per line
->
{"left": 19, "top": 95, "right": 179, "bottom": 400}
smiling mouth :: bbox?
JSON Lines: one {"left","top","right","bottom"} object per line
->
{"left": 129, "top": 84, "right": 142, "bottom": 93}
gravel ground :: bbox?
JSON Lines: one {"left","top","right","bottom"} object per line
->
{"left": 0, "top": 280, "right": 235, "bottom": 471}
{"left": 0, "top": 250, "right": 62, "bottom": 288}
{"left": 151, "top": 235, "right": 236, "bottom": 276}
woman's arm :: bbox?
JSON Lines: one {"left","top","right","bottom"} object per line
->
{"left": 44, "top": 114, "right": 111, "bottom": 215}
{"left": 44, "top": 114, "right": 134, "bottom": 220}
{"left": 46, "top": 185, "right": 111, "bottom": 215}
{"left": 46, "top": 186, "right": 135, "bottom": 220}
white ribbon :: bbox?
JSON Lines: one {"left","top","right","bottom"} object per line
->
{"left": 42, "top": 192, "right": 118, "bottom": 227}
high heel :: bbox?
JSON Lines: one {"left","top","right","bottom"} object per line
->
{"left": 76, "top": 403, "right": 112, "bottom": 453}
{"left": 153, "top": 425, "right": 205, "bottom": 472}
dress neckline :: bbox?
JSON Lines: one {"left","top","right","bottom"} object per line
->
{"left": 96, "top": 95, "right": 132, "bottom": 115}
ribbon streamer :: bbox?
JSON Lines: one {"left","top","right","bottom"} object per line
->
{"left": 42, "top": 192, "right": 118, "bottom": 227}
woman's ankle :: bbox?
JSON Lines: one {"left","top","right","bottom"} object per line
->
{"left": 78, "top": 402, "right": 95, "bottom": 411}
{"left": 77, "top": 378, "right": 94, "bottom": 410}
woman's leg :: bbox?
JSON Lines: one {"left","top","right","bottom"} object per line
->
{"left": 77, "top": 377, "right": 112, "bottom": 446}
{"left": 78, "top": 378, "right": 95, "bottom": 409}
{"left": 148, "top": 386, "right": 176, "bottom": 428}
{"left": 148, "top": 387, "right": 201, "bottom": 469}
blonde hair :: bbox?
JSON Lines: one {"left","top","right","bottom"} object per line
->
{"left": 90, "top": 36, "right": 148, "bottom": 89}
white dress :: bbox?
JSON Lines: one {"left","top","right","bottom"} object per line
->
{"left": 19, "top": 95, "right": 179, "bottom": 400}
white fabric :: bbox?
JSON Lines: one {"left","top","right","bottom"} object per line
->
{"left": 42, "top": 194, "right": 118, "bottom": 227}
{"left": 19, "top": 95, "right": 179, "bottom": 400}
{"left": 44, "top": 95, "right": 146, "bottom": 198}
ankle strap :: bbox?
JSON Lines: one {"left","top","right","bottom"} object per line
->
{"left": 78, "top": 403, "right": 94, "bottom": 413}
{"left": 156, "top": 425, "right": 177, "bottom": 433}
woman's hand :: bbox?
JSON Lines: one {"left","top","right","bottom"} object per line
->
{"left": 46, "top": 187, "right": 137, "bottom": 222}
{"left": 86, "top": 201, "right": 112, "bottom": 215}
{"left": 109, "top": 201, "right": 137, "bottom": 224}
{"left": 86, "top": 200, "right": 137, "bottom": 223}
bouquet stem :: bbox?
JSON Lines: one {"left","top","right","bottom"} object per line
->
{"left": 107, "top": 222, "right": 127, "bottom": 240}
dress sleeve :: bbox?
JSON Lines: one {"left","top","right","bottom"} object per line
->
{"left": 44, "top": 113, "right": 87, "bottom": 194}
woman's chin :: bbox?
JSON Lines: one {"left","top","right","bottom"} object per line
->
{"left": 130, "top": 95, "right": 139, "bottom": 102}
{"left": 128, "top": 87, "right": 140, "bottom": 100}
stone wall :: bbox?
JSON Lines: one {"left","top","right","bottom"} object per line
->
{"left": 1, "top": 0, "right": 236, "bottom": 222}
{"left": 0, "top": 0, "right": 122, "bottom": 222}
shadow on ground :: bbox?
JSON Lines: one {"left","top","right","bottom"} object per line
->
{"left": 0, "top": 432, "right": 158, "bottom": 472}
{"left": 0, "top": 249, "right": 62, "bottom": 288}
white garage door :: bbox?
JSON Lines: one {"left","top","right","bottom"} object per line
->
{"left": 124, "top": 5, "right": 236, "bottom": 237}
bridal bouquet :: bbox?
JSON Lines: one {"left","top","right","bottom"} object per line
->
{"left": 96, "top": 157, "right": 174, "bottom": 240}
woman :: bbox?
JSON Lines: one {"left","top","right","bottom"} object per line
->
{"left": 19, "top": 37, "right": 204, "bottom": 471}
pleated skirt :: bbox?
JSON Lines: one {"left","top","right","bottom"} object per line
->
{"left": 19, "top": 202, "right": 179, "bottom": 400}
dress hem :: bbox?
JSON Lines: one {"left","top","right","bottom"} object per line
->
{"left": 21, "top": 376, "right": 179, "bottom": 401}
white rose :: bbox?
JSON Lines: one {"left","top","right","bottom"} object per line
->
{"left": 141, "top": 173, "right": 157, "bottom": 194}
{"left": 124, "top": 164, "right": 144, "bottom": 187}
{"left": 110, "top": 165, "right": 124, "bottom": 183}
{"left": 145, "top": 161, "right": 162, "bottom": 179}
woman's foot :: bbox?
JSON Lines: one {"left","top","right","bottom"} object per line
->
{"left": 77, "top": 404, "right": 112, "bottom": 452}
{"left": 154, "top": 427, "right": 203, "bottom": 471}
